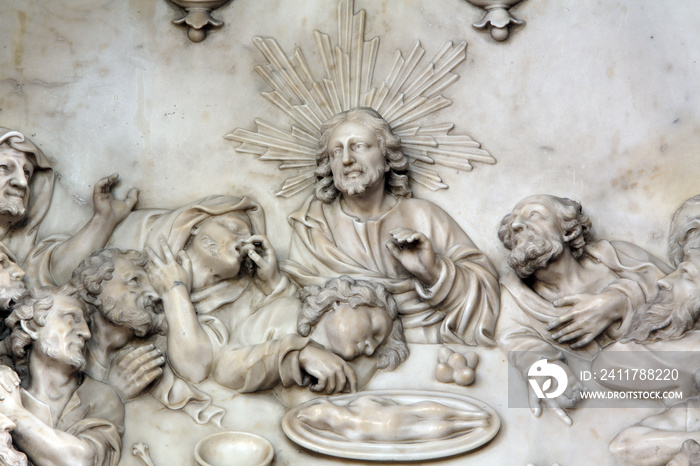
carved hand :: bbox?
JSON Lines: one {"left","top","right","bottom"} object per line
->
{"left": 298, "top": 345, "right": 357, "bottom": 395}
{"left": 106, "top": 345, "right": 165, "bottom": 401}
{"left": 385, "top": 228, "right": 440, "bottom": 286}
{"left": 92, "top": 173, "right": 139, "bottom": 227}
{"left": 547, "top": 290, "right": 628, "bottom": 349}
{"left": 244, "top": 234, "right": 283, "bottom": 294}
{"left": 145, "top": 237, "right": 193, "bottom": 295}
{"left": 526, "top": 361, "right": 583, "bottom": 426}
{"left": 0, "top": 366, "right": 22, "bottom": 412}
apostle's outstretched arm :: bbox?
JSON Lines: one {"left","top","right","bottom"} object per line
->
{"left": 49, "top": 174, "right": 138, "bottom": 284}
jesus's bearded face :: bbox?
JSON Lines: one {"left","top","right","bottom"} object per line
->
{"left": 327, "top": 120, "right": 389, "bottom": 198}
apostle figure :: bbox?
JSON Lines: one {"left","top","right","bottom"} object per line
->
{"left": 1, "top": 286, "right": 124, "bottom": 466}
{"left": 592, "top": 195, "right": 700, "bottom": 401}
{"left": 106, "top": 194, "right": 297, "bottom": 344}
{"left": 668, "top": 194, "right": 700, "bottom": 268}
{"left": 105, "top": 196, "right": 355, "bottom": 395}
{"left": 497, "top": 194, "right": 669, "bottom": 424}
{"left": 238, "top": 275, "right": 409, "bottom": 403}
{"left": 283, "top": 107, "right": 499, "bottom": 345}
{"left": 69, "top": 248, "right": 165, "bottom": 402}
{"left": 0, "top": 244, "right": 29, "bottom": 466}
{"left": 0, "top": 128, "right": 138, "bottom": 287}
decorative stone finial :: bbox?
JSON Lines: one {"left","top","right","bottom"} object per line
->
{"left": 168, "top": 0, "right": 230, "bottom": 42}
{"left": 467, "top": 0, "right": 526, "bottom": 41}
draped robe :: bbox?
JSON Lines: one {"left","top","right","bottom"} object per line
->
{"left": 283, "top": 195, "right": 500, "bottom": 345}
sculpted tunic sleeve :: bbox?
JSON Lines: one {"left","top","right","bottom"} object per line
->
{"left": 210, "top": 334, "right": 312, "bottom": 392}
{"left": 283, "top": 196, "right": 500, "bottom": 346}
{"left": 497, "top": 240, "right": 670, "bottom": 377}
{"left": 496, "top": 272, "right": 573, "bottom": 377}
{"left": 62, "top": 378, "right": 124, "bottom": 466}
{"left": 21, "top": 377, "right": 125, "bottom": 466}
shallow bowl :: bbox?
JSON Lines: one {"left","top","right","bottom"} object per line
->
{"left": 194, "top": 431, "right": 274, "bottom": 466}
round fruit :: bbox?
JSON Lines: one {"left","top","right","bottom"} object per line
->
{"left": 438, "top": 346, "right": 453, "bottom": 364}
{"left": 454, "top": 366, "right": 475, "bottom": 386}
{"left": 465, "top": 352, "right": 479, "bottom": 369}
{"left": 448, "top": 352, "right": 468, "bottom": 369}
{"left": 435, "top": 363, "right": 454, "bottom": 383}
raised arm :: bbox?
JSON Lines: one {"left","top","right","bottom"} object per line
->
{"left": 49, "top": 174, "right": 138, "bottom": 283}
{"left": 146, "top": 238, "right": 213, "bottom": 383}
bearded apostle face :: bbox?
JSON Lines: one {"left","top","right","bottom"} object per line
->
{"left": 501, "top": 196, "right": 567, "bottom": 278}
{"left": 625, "top": 256, "right": 700, "bottom": 343}
{"left": 35, "top": 294, "right": 91, "bottom": 371}
{"left": 0, "top": 144, "right": 33, "bottom": 224}
{"left": 98, "top": 257, "right": 162, "bottom": 338}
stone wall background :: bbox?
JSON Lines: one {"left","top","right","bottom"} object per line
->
{"left": 1, "top": 0, "right": 699, "bottom": 273}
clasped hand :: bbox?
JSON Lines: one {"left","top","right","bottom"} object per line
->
{"left": 106, "top": 345, "right": 165, "bottom": 401}
{"left": 547, "top": 290, "right": 627, "bottom": 349}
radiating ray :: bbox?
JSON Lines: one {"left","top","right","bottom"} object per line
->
{"left": 226, "top": 0, "right": 495, "bottom": 198}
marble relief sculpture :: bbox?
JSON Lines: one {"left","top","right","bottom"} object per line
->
{"left": 0, "top": 245, "right": 27, "bottom": 466}
{"left": 0, "top": 411, "right": 26, "bottom": 466}
{"left": 435, "top": 346, "right": 479, "bottom": 386}
{"left": 610, "top": 398, "right": 700, "bottom": 465}
{"left": 106, "top": 196, "right": 356, "bottom": 398}
{"left": 0, "top": 128, "right": 139, "bottom": 289}
{"left": 227, "top": 0, "right": 496, "bottom": 198}
{"left": 258, "top": 275, "right": 410, "bottom": 406}
{"left": 70, "top": 249, "right": 165, "bottom": 403}
{"left": 106, "top": 195, "right": 294, "bottom": 331}
{"left": 0, "top": 243, "right": 27, "bottom": 359}
{"left": 227, "top": 0, "right": 501, "bottom": 346}
{"left": 295, "top": 393, "right": 491, "bottom": 442}
{"left": 283, "top": 389, "right": 501, "bottom": 461}
{"left": 466, "top": 0, "right": 527, "bottom": 41}
{"left": 2, "top": 286, "right": 124, "bottom": 466}
{"left": 591, "top": 196, "right": 700, "bottom": 405}
{"left": 296, "top": 275, "right": 408, "bottom": 374}
{"left": 590, "top": 196, "right": 700, "bottom": 401}
{"left": 496, "top": 194, "right": 670, "bottom": 424}
{"left": 3, "top": 0, "right": 698, "bottom": 464}
{"left": 167, "top": 0, "right": 230, "bottom": 43}
{"left": 669, "top": 195, "right": 700, "bottom": 268}
{"left": 283, "top": 108, "right": 500, "bottom": 345}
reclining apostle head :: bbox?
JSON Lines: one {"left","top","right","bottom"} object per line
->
{"left": 297, "top": 275, "right": 408, "bottom": 371}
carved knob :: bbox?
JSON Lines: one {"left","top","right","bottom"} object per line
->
{"left": 168, "top": 0, "right": 230, "bottom": 42}
{"left": 466, "top": 0, "right": 526, "bottom": 41}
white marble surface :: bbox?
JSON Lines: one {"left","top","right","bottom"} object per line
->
{"left": 2, "top": 0, "right": 700, "bottom": 464}
{"left": 1, "top": 0, "right": 699, "bottom": 267}
{"left": 118, "top": 344, "right": 662, "bottom": 465}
